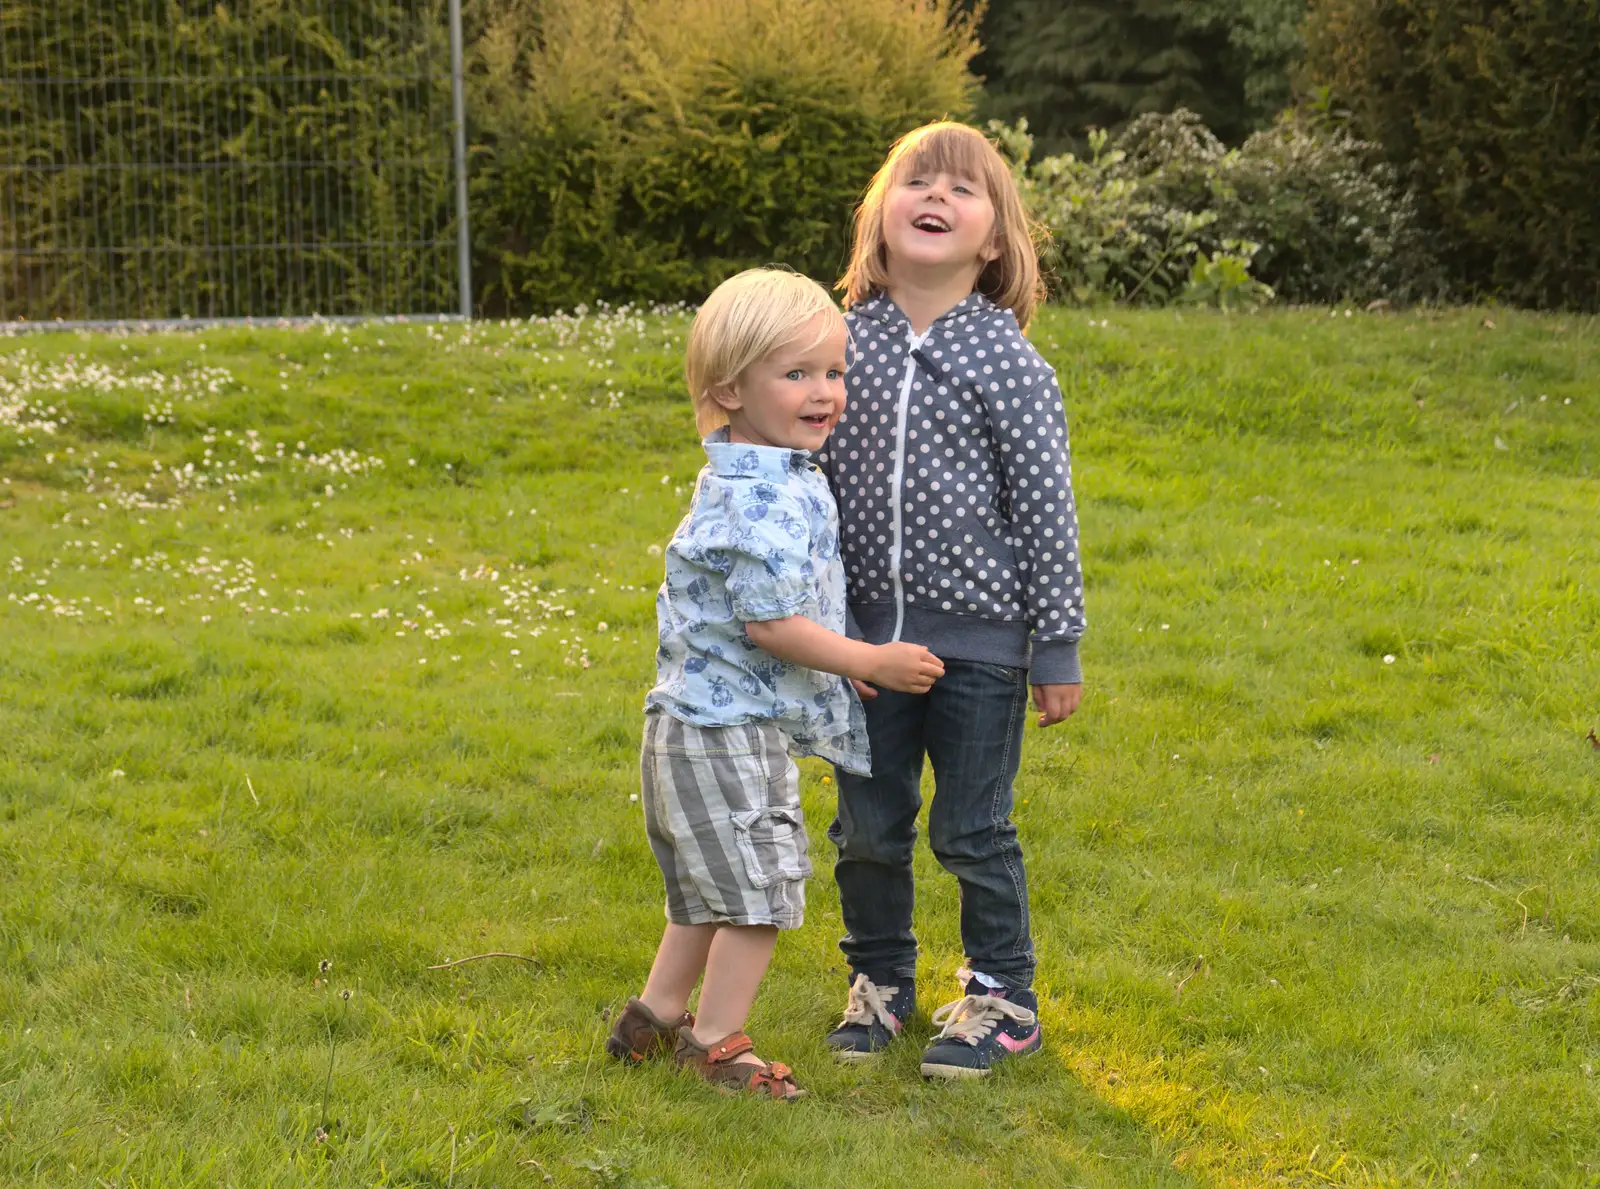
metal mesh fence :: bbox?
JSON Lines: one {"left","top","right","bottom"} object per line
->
{"left": 0, "top": 0, "right": 468, "bottom": 327}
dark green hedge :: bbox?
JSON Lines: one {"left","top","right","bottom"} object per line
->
{"left": 1305, "top": 0, "right": 1600, "bottom": 310}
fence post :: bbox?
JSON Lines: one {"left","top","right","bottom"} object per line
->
{"left": 449, "top": 0, "right": 472, "bottom": 320}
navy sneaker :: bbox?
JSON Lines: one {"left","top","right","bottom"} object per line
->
{"left": 920, "top": 973, "right": 1040, "bottom": 1079}
{"left": 824, "top": 973, "right": 915, "bottom": 1062}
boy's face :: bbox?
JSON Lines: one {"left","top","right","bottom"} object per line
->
{"left": 883, "top": 167, "right": 999, "bottom": 277}
{"left": 719, "top": 315, "right": 848, "bottom": 453}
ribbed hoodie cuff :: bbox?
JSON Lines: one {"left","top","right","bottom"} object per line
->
{"left": 1029, "top": 638, "right": 1082, "bottom": 685}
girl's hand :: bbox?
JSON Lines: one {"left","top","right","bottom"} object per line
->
{"left": 1031, "top": 683, "right": 1083, "bottom": 727}
{"left": 866, "top": 643, "right": 944, "bottom": 693}
{"left": 850, "top": 678, "right": 879, "bottom": 701}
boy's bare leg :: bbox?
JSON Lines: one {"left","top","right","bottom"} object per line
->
{"left": 691, "top": 924, "right": 779, "bottom": 1066}
{"left": 639, "top": 922, "right": 716, "bottom": 1020}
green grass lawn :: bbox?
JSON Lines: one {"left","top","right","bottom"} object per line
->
{"left": 2, "top": 304, "right": 1597, "bottom": 1188}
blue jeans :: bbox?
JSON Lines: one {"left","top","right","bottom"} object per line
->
{"left": 828, "top": 659, "right": 1035, "bottom": 989}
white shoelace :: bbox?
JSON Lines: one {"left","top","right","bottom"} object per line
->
{"left": 839, "top": 972, "right": 901, "bottom": 1030}
{"left": 929, "top": 994, "right": 1037, "bottom": 1046}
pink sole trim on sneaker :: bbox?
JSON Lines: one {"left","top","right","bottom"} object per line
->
{"left": 997, "top": 1027, "right": 1040, "bottom": 1054}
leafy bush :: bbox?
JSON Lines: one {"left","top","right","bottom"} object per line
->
{"left": 1305, "top": 0, "right": 1600, "bottom": 310}
{"left": 1000, "top": 122, "right": 1216, "bottom": 306}
{"left": 1135, "top": 110, "right": 1446, "bottom": 304}
{"left": 998, "top": 108, "right": 1444, "bottom": 307}
{"left": 466, "top": 0, "right": 979, "bottom": 314}
{"left": 1184, "top": 244, "right": 1277, "bottom": 311}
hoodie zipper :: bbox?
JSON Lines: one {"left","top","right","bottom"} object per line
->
{"left": 888, "top": 326, "right": 926, "bottom": 641}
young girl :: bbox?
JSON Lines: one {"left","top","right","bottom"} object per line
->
{"left": 607, "top": 267, "right": 944, "bottom": 1099}
{"left": 817, "top": 123, "right": 1087, "bottom": 1079}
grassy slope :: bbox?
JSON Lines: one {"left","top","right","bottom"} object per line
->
{"left": 1, "top": 306, "right": 1596, "bottom": 1188}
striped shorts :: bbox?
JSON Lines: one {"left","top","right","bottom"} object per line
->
{"left": 640, "top": 713, "right": 812, "bottom": 930}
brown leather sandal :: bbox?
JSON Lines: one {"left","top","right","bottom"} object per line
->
{"left": 605, "top": 997, "right": 695, "bottom": 1065}
{"left": 674, "top": 1028, "right": 806, "bottom": 1101}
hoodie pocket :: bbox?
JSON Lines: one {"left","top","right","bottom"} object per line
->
{"left": 954, "top": 508, "right": 1019, "bottom": 570}
{"left": 925, "top": 507, "right": 1023, "bottom": 613}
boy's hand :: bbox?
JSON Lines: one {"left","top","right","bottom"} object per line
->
{"left": 866, "top": 643, "right": 944, "bottom": 694}
{"left": 1032, "top": 682, "right": 1083, "bottom": 727}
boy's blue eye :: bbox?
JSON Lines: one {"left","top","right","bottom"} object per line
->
{"left": 785, "top": 369, "right": 805, "bottom": 381}
{"left": 827, "top": 369, "right": 844, "bottom": 380}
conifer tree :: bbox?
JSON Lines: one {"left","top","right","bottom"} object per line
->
{"left": 968, "top": 0, "right": 1305, "bottom": 155}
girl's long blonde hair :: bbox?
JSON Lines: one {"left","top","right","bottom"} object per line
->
{"left": 839, "top": 121, "right": 1046, "bottom": 329}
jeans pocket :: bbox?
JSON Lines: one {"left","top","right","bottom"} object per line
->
{"left": 974, "top": 661, "right": 1025, "bottom": 683}
{"left": 730, "top": 807, "right": 812, "bottom": 888}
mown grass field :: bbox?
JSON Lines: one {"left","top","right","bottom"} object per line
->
{"left": 2, "top": 304, "right": 1597, "bottom": 1188}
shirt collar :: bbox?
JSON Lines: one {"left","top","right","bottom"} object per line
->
{"left": 702, "top": 426, "right": 812, "bottom": 480}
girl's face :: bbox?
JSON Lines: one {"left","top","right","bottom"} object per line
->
{"left": 718, "top": 315, "right": 849, "bottom": 452}
{"left": 881, "top": 167, "right": 1000, "bottom": 280}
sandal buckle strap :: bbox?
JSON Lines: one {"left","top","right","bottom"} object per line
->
{"left": 706, "top": 1032, "right": 755, "bottom": 1063}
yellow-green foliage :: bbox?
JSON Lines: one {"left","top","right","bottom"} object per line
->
{"left": 465, "top": 0, "right": 979, "bottom": 313}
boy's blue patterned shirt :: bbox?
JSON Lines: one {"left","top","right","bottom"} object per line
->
{"left": 646, "top": 428, "right": 871, "bottom": 775}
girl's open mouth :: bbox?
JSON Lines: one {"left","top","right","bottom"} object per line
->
{"left": 912, "top": 214, "right": 951, "bottom": 233}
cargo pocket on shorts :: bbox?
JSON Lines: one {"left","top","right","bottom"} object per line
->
{"left": 730, "top": 806, "right": 812, "bottom": 889}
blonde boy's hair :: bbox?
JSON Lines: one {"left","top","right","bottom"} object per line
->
{"left": 839, "top": 121, "right": 1046, "bottom": 330}
{"left": 686, "top": 267, "right": 845, "bottom": 437}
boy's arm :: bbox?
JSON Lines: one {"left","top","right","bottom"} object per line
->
{"left": 717, "top": 480, "right": 942, "bottom": 695}
{"left": 745, "top": 616, "right": 943, "bottom": 694}
{"left": 982, "top": 342, "right": 1087, "bottom": 688}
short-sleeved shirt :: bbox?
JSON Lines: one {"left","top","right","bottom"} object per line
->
{"left": 645, "top": 428, "right": 871, "bottom": 775}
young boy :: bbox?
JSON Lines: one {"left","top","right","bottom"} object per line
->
{"left": 606, "top": 268, "right": 943, "bottom": 1099}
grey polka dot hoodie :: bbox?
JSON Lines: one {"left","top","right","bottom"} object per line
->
{"left": 816, "top": 291, "right": 1086, "bottom": 685}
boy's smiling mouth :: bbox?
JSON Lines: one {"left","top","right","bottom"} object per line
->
{"left": 799, "top": 413, "right": 831, "bottom": 428}
{"left": 912, "top": 214, "right": 951, "bottom": 233}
